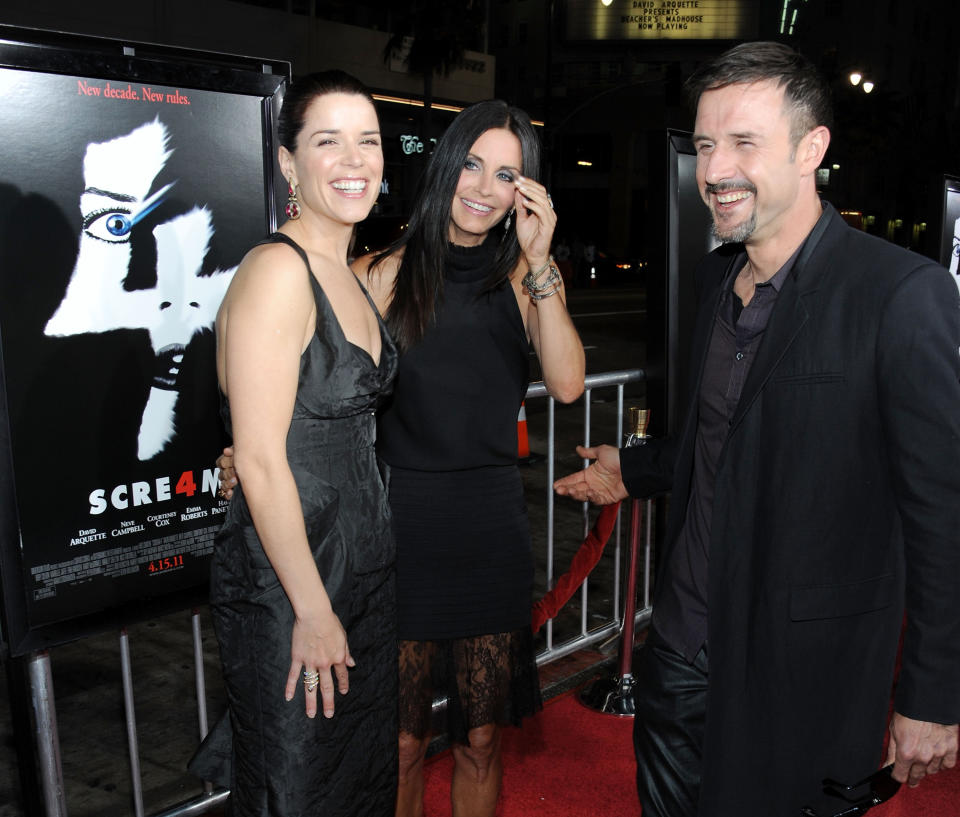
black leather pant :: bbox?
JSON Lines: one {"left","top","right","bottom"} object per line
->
{"left": 632, "top": 630, "right": 709, "bottom": 817}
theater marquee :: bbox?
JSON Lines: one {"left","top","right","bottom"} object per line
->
{"left": 564, "top": 0, "right": 758, "bottom": 41}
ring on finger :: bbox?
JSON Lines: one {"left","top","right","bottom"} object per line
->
{"left": 547, "top": 193, "right": 554, "bottom": 209}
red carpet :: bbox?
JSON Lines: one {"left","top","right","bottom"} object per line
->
{"left": 424, "top": 691, "right": 636, "bottom": 816}
{"left": 423, "top": 689, "right": 960, "bottom": 816}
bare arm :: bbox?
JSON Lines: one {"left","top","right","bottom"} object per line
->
{"left": 512, "top": 177, "right": 585, "bottom": 403}
{"left": 221, "top": 244, "right": 352, "bottom": 719}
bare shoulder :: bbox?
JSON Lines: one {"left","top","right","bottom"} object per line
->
{"left": 223, "top": 240, "right": 313, "bottom": 324}
{"left": 352, "top": 249, "right": 401, "bottom": 315}
{"left": 231, "top": 240, "right": 309, "bottom": 294}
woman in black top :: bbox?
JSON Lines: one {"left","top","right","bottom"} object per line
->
{"left": 222, "top": 99, "right": 584, "bottom": 817}
{"left": 358, "top": 100, "right": 583, "bottom": 817}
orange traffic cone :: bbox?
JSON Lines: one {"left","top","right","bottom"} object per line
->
{"left": 517, "top": 402, "right": 530, "bottom": 461}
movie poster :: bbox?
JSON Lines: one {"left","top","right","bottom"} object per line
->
{"left": 941, "top": 176, "right": 960, "bottom": 294}
{"left": 0, "top": 65, "right": 273, "bottom": 650}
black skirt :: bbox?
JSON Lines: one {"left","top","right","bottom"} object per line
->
{"left": 390, "top": 464, "right": 533, "bottom": 639}
{"left": 389, "top": 464, "right": 541, "bottom": 741}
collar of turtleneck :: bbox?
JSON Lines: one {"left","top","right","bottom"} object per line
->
{"left": 445, "top": 233, "right": 500, "bottom": 284}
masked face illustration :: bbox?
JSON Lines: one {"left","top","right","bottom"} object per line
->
{"left": 44, "top": 118, "right": 236, "bottom": 460}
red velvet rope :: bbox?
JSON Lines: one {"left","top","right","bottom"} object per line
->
{"left": 531, "top": 502, "right": 622, "bottom": 633}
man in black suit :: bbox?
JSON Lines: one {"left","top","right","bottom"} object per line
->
{"left": 555, "top": 41, "right": 960, "bottom": 817}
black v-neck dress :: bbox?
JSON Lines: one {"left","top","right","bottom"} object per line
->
{"left": 199, "top": 233, "right": 399, "bottom": 816}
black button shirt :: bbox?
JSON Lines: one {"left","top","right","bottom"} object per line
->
{"left": 651, "top": 247, "right": 798, "bottom": 663}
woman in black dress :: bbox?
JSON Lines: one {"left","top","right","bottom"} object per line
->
{"left": 209, "top": 72, "right": 398, "bottom": 815}
{"left": 220, "top": 99, "right": 584, "bottom": 817}
{"left": 357, "top": 100, "right": 584, "bottom": 817}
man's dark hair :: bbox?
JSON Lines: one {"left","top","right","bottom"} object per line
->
{"left": 685, "top": 41, "right": 833, "bottom": 147}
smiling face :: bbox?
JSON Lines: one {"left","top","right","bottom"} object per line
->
{"left": 279, "top": 92, "right": 383, "bottom": 228}
{"left": 448, "top": 127, "right": 522, "bottom": 247}
{"left": 694, "top": 80, "right": 817, "bottom": 248}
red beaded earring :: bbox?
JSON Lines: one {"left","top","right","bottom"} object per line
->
{"left": 285, "top": 179, "right": 301, "bottom": 220}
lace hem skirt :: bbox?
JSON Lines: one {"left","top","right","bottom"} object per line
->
{"left": 398, "top": 626, "right": 542, "bottom": 744}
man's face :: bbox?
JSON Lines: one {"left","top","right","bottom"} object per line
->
{"left": 693, "top": 80, "right": 806, "bottom": 246}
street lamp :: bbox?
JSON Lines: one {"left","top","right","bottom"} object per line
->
{"left": 848, "top": 71, "right": 875, "bottom": 94}
{"left": 601, "top": 0, "right": 614, "bottom": 5}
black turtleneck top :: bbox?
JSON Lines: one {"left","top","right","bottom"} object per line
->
{"left": 376, "top": 238, "right": 530, "bottom": 471}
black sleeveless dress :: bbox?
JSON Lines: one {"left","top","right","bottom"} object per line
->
{"left": 201, "top": 233, "right": 399, "bottom": 816}
{"left": 377, "top": 237, "right": 542, "bottom": 742}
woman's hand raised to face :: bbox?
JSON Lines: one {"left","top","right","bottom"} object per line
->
{"left": 513, "top": 175, "right": 557, "bottom": 271}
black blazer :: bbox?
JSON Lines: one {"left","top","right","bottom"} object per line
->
{"left": 622, "top": 203, "right": 960, "bottom": 816}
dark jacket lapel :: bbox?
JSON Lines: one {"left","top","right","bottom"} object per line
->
{"left": 727, "top": 203, "right": 841, "bottom": 433}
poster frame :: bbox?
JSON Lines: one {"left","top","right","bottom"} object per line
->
{"left": 939, "top": 173, "right": 960, "bottom": 273}
{"left": 646, "top": 129, "right": 717, "bottom": 438}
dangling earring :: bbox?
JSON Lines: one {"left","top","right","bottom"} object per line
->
{"left": 285, "top": 178, "right": 301, "bottom": 220}
{"left": 504, "top": 208, "right": 514, "bottom": 233}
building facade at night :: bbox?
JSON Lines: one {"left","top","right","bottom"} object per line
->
{"left": 4, "top": 0, "right": 959, "bottom": 259}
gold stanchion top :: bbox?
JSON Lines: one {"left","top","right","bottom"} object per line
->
{"left": 628, "top": 406, "right": 649, "bottom": 438}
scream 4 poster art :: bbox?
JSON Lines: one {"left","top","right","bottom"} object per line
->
{"left": 0, "top": 67, "right": 271, "bottom": 638}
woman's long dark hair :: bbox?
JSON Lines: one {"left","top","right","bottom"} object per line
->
{"left": 371, "top": 100, "right": 541, "bottom": 352}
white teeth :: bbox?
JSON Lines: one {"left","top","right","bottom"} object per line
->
{"left": 717, "top": 191, "right": 752, "bottom": 204}
{"left": 332, "top": 180, "right": 366, "bottom": 191}
{"left": 462, "top": 198, "right": 493, "bottom": 213}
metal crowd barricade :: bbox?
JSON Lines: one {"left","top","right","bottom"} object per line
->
{"left": 19, "top": 368, "right": 653, "bottom": 817}
{"left": 524, "top": 368, "right": 653, "bottom": 667}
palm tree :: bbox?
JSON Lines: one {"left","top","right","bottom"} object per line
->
{"left": 383, "top": 0, "right": 486, "bottom": 143}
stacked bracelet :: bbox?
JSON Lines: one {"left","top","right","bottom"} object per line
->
{"left": 522, "top": 257, "right": 563, "bottom": 301}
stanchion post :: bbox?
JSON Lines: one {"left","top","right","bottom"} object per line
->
{"left": 617, "top": 498, "right": 643, "bottom": 681}
{"left": 119, "top": 627, "right": 145, "bottom": 817}
{"left": 27, "top": 650, "right": 68, "bottom": 816}
{"left": 5, "top": 654, "right": 45, "bottom": 815}
{"left": 578, "top": 407, "right": 650, "bottom": 716}
{"left": 191, "top": 609, "right": 214, "bottom": 795}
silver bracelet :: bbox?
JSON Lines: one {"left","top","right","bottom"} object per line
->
{"left": 522, "top": 257, "right": 556, "bottom": 291}
{"left": 524, "top": 264, "right": 561, "bottom": 294}
{"left": 529, "top": 283, "right": 560, "bottom": 301}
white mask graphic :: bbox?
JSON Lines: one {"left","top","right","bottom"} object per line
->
{"left": 45, "top": 118, "right": 235, "bottom": 459}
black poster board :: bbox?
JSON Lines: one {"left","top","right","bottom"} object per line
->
{"left": 0, "top": 27, "right": 289, "bottom": 656}
{"left": 646, "top": 130, "right": 718, "bottom": 437}
{"left": 940, "top": 175, "right": 960, "bottom": 291}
